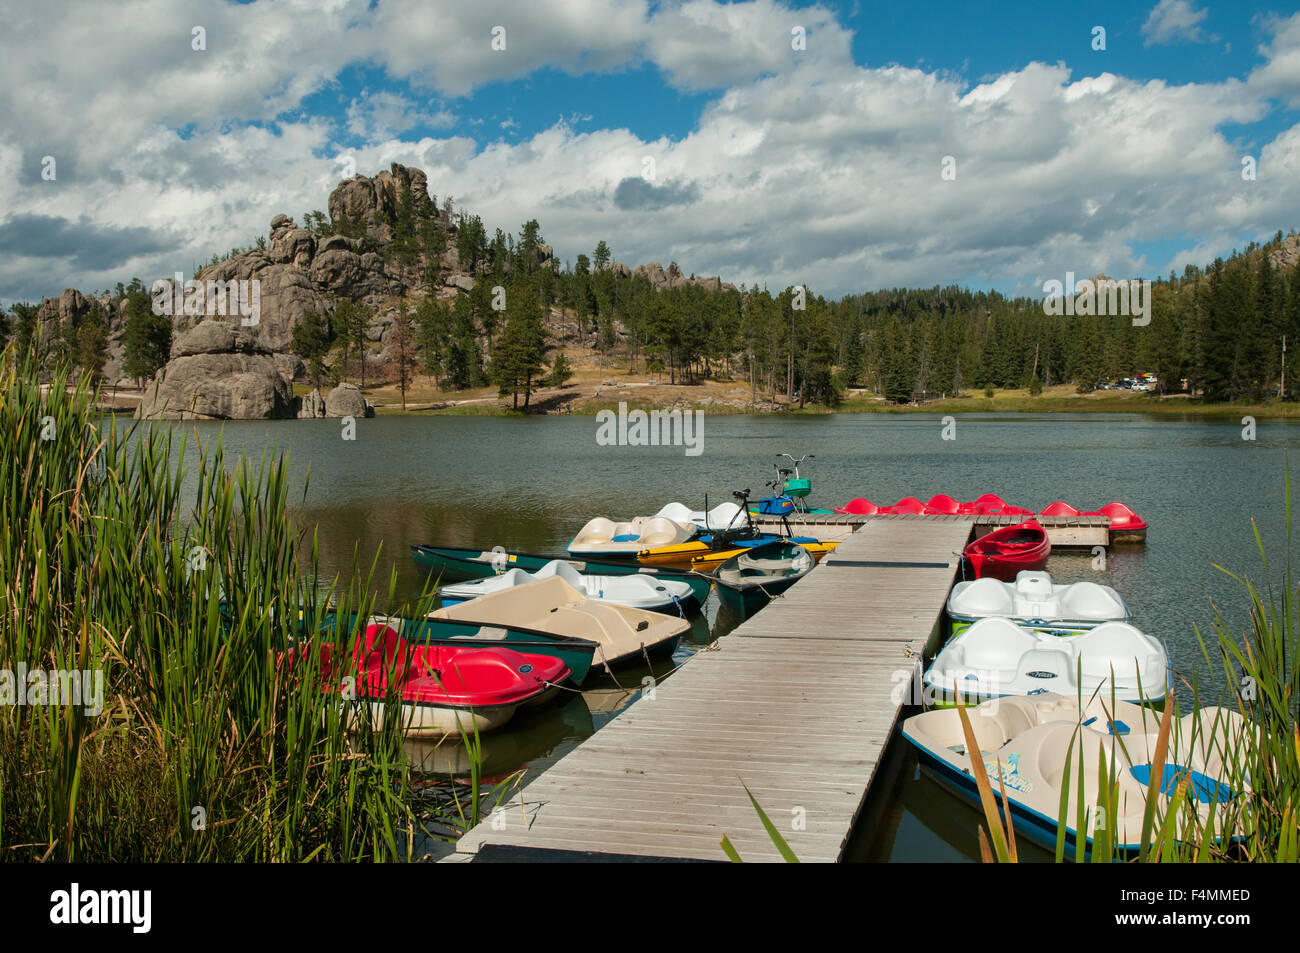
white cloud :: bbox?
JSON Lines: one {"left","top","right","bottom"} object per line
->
{"left": 645, "top": 0, "right": 849, "bottom": 90}
{"left": 2, "top": 1, "right": 1300, "bottom": 304}
{"left": 1248, "top": 12, "right": 1300, "bottom": 108}
{"left": 1142, "top": 0, "right": 1210, "bottom": 47}
{"left": 345, "top": 91, "right": 454, "bottom": 141}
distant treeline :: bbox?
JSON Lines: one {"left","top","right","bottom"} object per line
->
{"left": 399, "top": 224, "right": 1300, "bottom": 406}
{"left": 5, "top": 198, "right": 1298, "bottom": 407}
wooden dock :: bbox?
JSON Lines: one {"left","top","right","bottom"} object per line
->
{"left": 444, "top": 515, "right": 978, "bottom": 863}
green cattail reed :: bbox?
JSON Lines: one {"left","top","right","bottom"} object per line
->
{"left": 0, "top": 347, "right": 483, "bottom": 861}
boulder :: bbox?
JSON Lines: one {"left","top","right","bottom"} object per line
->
{"left": 136, "top": 352, "right": 295, "bottom": 420}
{"left": 171, "top": 321, "right": 241, "bottom": 357}
{"left": 324, "top": 382, "right": 374, "bottom": 418}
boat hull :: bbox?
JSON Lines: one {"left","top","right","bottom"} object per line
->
{"left": 354, "top": 699, "right": 520, "bottom": 738}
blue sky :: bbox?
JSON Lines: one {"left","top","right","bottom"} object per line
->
{"left": 3, "top": 0, "right": 1300, "bottom": 303}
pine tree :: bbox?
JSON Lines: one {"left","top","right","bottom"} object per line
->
{"left": 548, "top": 352, "right": 573, "bottom": 387}
{"left": 492, "top": 281, "right": 548, "bottom": 409}
{"left": 333, "top": 298, "right": 372, "bottom": 388}
{"left": 412, "top": 298, "right": 451, "bottom": 387}
{"left": 389, "top": 310, "right": 417, "bottom": 411}
{"left": 75, "top": 311, "right": 110, "bottom": 384}
{"left": 121, "top": 280, "right": 172, "bottom": 385}
{"left": 9, "top": 302, "right": 39, "bottom": 363}
{"left": 291, "top": 310, "right": 333, "bottom": 388}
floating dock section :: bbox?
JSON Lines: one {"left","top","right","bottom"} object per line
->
{"left": 445, "top": 515, "right": 978, "bottom": 863}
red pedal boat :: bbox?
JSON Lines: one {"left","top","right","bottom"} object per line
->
{"left": 1084, "top": 502, "right": 1148, "bottom": 542}
{"left": 962, "top": 520, "right": 1051, "bottom": 581}
{"left": 324, "top": 623, "right": 570, "bottom": 737}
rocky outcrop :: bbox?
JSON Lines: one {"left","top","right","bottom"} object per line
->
{"left": 34, "top": 288, "right": 127, "bottom": 380}
{"left": 621, "top": 260, "right": 733, "bottom": 293}
{"left": 267, "top": 219, "right": 316, "bottom": 268}
{"left": 39, "top": 160, "right": 742, "bottom": 419}
{"left": 1269, "top": 235, "right": 1300, "bottom": 272}
{"left": 328, "top": 165, "right": 431, "bottom": 246}
{"left": 136, "top": 323, "right": 294, "bottom": 420}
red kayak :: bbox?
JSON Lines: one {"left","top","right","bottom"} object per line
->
{"left": 322, "top": 623, "right": 570, "bottom": 737}
{"left": 962, "top": 519, "right": 1051, "bottom": 581}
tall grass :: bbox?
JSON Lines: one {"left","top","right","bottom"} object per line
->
{"left": 0, "top": 349, "right": 464, "bottom": 861}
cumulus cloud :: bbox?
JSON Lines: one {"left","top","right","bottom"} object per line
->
{"left": 1248, "top": 12, "right": 1300, "bottom": 107}
{"left": 1, "top": 0, "right": 1299, "bottom": 303}
{"left": 1142, "top": 0, "right": 1210, "bottom": 47}
{"left": 345, "top": 91, "right": 454, "bottom": 141}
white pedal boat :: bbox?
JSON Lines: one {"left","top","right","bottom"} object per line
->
{"left": 567, "top": 515, "right": 696, "bottom": 557}
{"left": 924, "top": 617, "right": 1168, "bottom": 706}
{"left": 437, "top": 558, "right": 699, "bottom": 612}
{"left": 431, "top": 575, "right": 690, "bottom": 670}
{"left": 652, "top": 501, "right": 747, "bottom": 530}
{"left": 901, "top": 693, "right": 1246, "bottom": 857}
{"left": 948, "top": 571, "right": 1129, "bottom": 632}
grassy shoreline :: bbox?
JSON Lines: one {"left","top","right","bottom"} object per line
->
{"left": 367, "top": 392, "right": 1300, "bottom": 419}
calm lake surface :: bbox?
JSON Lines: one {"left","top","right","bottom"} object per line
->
{"left": 158, "top": 411, "right": 1297, "bottom": 861}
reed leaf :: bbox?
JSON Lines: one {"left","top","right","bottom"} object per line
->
{"left": 955, "top": 689, "right": 1014, "bottom": 862}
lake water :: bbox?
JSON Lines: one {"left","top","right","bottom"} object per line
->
{"left": 160, "top": 411, "right": 1298, "bottom": 861}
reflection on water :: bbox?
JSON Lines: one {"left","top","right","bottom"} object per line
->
{"left": 160, "top": 412, "right": 1295, "bottom": 861}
